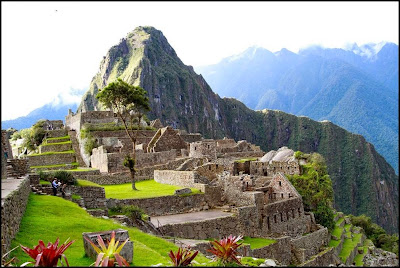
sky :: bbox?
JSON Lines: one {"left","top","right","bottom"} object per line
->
{"left": 1, "top": 1, "right": 399, "bottom": 121}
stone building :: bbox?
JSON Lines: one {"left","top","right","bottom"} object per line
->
{"left": 189, "top": 139, "right": 217, "bottom": 159}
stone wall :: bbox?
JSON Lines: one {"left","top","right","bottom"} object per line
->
{"left": 107, "top": 194, "right": 209, "bottom": 217}
{"left": 261, "top": 198, "right": 311, "bottom": 236}
{"left": 2, "top": 130, "right": 13, "bottom": 159}
{"left": 298, "top": 247, "right": 337, "bottom": 267}
{"left": 68, "top": 130, "right": 86, "bottom": 167}
{"left": 252, "top": 236, "right": 292, "bottom": 265}
{"left": 160, "top": 214, "right": 240, "bottom": 240}
{"left": 1, "top": 177, "right": 31, "bottom": 254}
{"left": 39, "top": 142, "right": 72, "bottom": 153}
{"left": 27, "top": 152, "right": 76, "bottom": 166}
{"left": 154, "top": 170, "right": 205, "bottom": 189}
{"left": 46, "top": 129, "right": 68, "bottom": 138}
{"left": 152, "top": 127, "right": 187, "bottom": 154}
{"left": 291, "top": 227, "right": 329, "bottom": 261}
{"left": 189, "top": 140, "right": 217, "bottom": 159}
{"left": 91, "top": 147, "right": 177, "bottom": 173}
{"left": 194, "top": 163, "right": 225, "bottom": 182}
{"left": 179, "top": 133, "right": 202, "bottom": 143}
{"left": 250, "top": 160, "right": 301, "bottom": 177}
{"left": 6, "top": 159, "right": 30, "bottom": 178}
{"left": 76, "top": 173, "right": 133, "bottom": 185}
{"left": 135, "top": 158, "right": 189, "bottom": 179}
{"left": 69, "top": 185, "right": 107, "bottom": 210}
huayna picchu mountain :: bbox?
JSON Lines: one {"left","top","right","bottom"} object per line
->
{"left": 78, "top": 26, "right": 398, "bottom": 234}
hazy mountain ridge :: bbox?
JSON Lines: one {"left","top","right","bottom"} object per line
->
{"left": 78, "top": 26, "right": 398, "bottom": 233}
{"left": 1, "top": 102, "right": 79, "bottom": 130}
{"left": 195, "top": 44, "right": 399, "bottom": 173}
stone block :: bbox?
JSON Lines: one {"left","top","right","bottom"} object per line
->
{"left": 174, "top": 188, "right": 192, "bottom": 195}
{"left": 82, "top": 229, "right": 133, "bottom": 263}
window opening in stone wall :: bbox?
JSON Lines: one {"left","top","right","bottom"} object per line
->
{"left": 274, "top": 214, "right": 277, "bottom": 223}
{"left": 286, "top": 211, "right": 289, "bottom": 220}
{"left": 298, "top": 207, "right": 301, "bottom": 216}
{"left": 280, "top": 213, "right": 283, "bottom": 222}
{"left": 292, "top": 209, "right": 295, "bottom": 218}
{"left": 279, "top": 181, "right": 281, "bottom": 186}
{"left": 267, "top": 216, "right": 270, "bottom": 230}
{"left": 281, "top": 193, "right": 284, "bottom": 198}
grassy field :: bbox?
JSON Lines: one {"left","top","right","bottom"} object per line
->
{"left": 102, "top": 180, "right": 202, "bottom": 199}
{"left": 9, "top": 194, "right": 210, "bottom": 266}
{"left": 240, "top": 236, "right": 276, "bottom": 249}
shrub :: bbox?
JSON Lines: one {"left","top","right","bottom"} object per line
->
{"left": 20, "top": 237, "right": 75, "bottom": 267}
{"left": 53, "top": 171, "right": 76, "bottom": 185}
{"left": 37, "top": 170, "right": 52, "bottom": 182}
{"left": 208, "top": 235, "right": 243, "bottom": 266}
{"left": 122, "top": 205, "right": 148, "bottom": 221}
{"left": 168, "top": 247, "right": 198, "bottom": 266}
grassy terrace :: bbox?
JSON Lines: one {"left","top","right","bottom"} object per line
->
{"left": 102, "top": 180, "right": 202, "bottom": 199}
{"left": 240, "top": 236, "right": 276, "bottom": 249}
{"left": 45, "top": 135, "right": 70, "bottom": 140}
{"left": 9, "top": 194, "right": 210, "bottom": 266}
{"left": 41, "top": 140, "right": 72, "bottom": 146}
{"left": 354, "top": 239, "right": 372, "bottom": 266}
{"left": 30, "top": 162, "right": 79, "bottom": 169}
{"left": 338, "top": 233, "right": 363, "bottom": 263}
{"left": 29, "top": 150, "right": 75, "bottom": 156}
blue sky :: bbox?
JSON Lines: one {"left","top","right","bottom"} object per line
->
{"left": 2, "top": 1, "right": 398, "bottom": 121}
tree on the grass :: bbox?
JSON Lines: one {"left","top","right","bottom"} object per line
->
{"left": 96, "top": 78, "right": 150, "bottom": 190}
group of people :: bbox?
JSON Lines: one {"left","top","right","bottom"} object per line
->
{"left": 51, "top": 178, "right": 67, "bottom": 197}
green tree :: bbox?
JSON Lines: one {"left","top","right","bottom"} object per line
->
{"left": 96, "top": 78, "right": 150, "bottom": 190}
{"left": 288, "top": 152, "right": 335, "bottom": 231}
{"left": 20, "top": 120, "right": 46, "bottom": 153}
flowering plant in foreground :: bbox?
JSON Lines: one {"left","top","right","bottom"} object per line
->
{"left": 207, "top": 235, "right": 243, "bottom": 266}
{"left": 84, "top": 231, "right": 130, "bottom": 267}
{"left": 20, "top": 237, "right": 75, "bottom": 267}
{"left": 168, "top": 246, "right": 199, "bottom": 266}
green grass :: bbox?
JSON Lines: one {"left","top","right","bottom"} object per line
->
{"left": 41, "top": 140, "right": 72, "bottom": 146}
{"left": 10, "top": 194, "right": 209, "bottom": 266}
{"left": 29, "top": 150, "right": 75, "bottom": 156}
{"left": 338, "top": 233, "right": 363, "bottom": 263}
{"left": 76, "top": 179, "right": 102, "bottom": 187}
{"left": 239, "top": 236, "right": 276, "bottom": 249}
{"left": 240, "top": 257, "right": 266, "bottom": 266}
{"left": 331, "top": 225, "right": 344, "bottom": 239}
{"left": 344, "top": 223, "right": 352, "bottom": 232}
{"left": 45, "top": 135, "right": 70, "bottom": 140}
{"left": 102, "top": 180, "right": 202, "bottom": 199}
{"left": 328, "top": 239, "right": 341, "bottom": 247}
{"left": 354, "top": 246, "right": 368, "bottom": 266}
{"left": 235, "top": 158, "right": 258, "bottom": 163}
{"left": 336, "top": 217, "right": 344, "bottom": 226}
{"left": 71, "top": 194, "right": 81, "bottom": 200}
{"left": 39, "top": 179, "right": 50, "bottom": 185}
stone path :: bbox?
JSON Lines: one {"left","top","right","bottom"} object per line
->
{"left": 150, "top": 209, "right": 234, "bottom": 227}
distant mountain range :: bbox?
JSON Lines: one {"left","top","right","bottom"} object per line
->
{"left": 77, "top": 26, "right": 398, "bottom": 233}
{"left": 194, "top": 43, "right": 399, "bottom": 173}
{"left": 1, "top": 102, "right": 78, "bottom": 130}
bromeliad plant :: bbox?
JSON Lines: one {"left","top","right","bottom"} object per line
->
{"left": 20, "top": 237, "right": 75, "bottom": 267}
{"left": 84, "top": 231, "right": 130, "bottom": 267}
{"left": 207, "top": 235, "right": 243, "bottom": 266}
{"left": 168, "top": 246, "right": 199, "bottom": 266}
